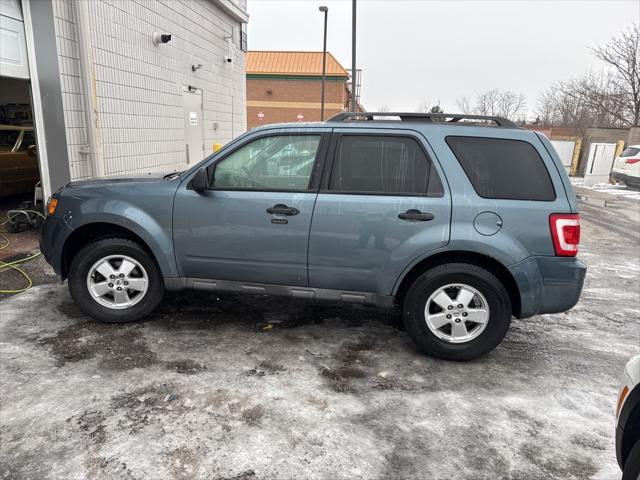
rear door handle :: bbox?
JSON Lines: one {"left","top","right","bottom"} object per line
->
{"left": 266, "top": 204, "right": 299, "bottom": 216}
{"left": 398, "top": 209, "right": 435, "bottom": 221}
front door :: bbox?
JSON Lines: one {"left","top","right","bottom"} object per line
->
{"left": 308, "top": 130, "right": 451, "bottom": 295}
{"left": 183, "top": 87, "right": 204, "bottom": 165}
{"left": 173, "top": 130, "right": 329, "bottom": 286}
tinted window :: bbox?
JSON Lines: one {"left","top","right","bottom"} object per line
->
{"left": 446, "top": 136, "right": 555, "bottom": 201}
{"left": 212, "top": 135, "right": 320, "bottom": 191}
{"left": 329, "top": 135, "right": 444, "bottom": 196}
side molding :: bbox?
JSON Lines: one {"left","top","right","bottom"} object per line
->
{"left": 164, "top": 277, "right": 395, "bottom": 308}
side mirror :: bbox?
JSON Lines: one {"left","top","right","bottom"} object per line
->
{"left": 189, "top": 167, "right": 208, "bottom": 191}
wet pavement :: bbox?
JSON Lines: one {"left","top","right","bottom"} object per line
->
{"left": 0, "top": 184, "right": 638, "bottom": 480}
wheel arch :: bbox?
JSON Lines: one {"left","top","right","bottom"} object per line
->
{"left": 61, "top": 222, "right": 168, "bottom": 280}
{"left": 393, "top": 250, "right": 522, "bottom": 318}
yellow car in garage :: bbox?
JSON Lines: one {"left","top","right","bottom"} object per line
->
{"left": 0, "top": 125, "right": 39, "bottom": 197}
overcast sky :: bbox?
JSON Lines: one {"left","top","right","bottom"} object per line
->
{"left": 246, "top": 0, "right": 640, "bottom": 117}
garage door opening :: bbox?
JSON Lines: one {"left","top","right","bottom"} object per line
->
{"left": 0, "top": 76, "right": 41, "bottom": 211}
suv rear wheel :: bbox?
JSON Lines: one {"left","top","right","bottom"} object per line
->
{"left": 403, "top": 263, "right": 511, "bottom": 361}
{"left": 68, "top": 238, "right": 164, "bottom": 323}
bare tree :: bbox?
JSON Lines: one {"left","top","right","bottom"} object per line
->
{"left": 499, "top": 91, "right": 527, "bottom": 120}
{"left": 590, "top": 23, "right": 639, "bottom": 126}
{"left": 455, "top": 90, "right": 527, "bottom": 120}
{"left": 535, "top": 24, "right": 639, "bottom": 128}
{"left": 456, "top": 96, "right": 473, "bottom": 114}
{"left": 377, "top": 105, "right": 391, "bottom": 112}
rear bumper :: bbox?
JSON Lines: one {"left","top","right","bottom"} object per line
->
{"left": 39, "top": 214, "right": 72, "bottom": 278}
{"left": 611, "top": 170, "right": 640, "bottom": 187}
{"left": 509, "top": 256, "right": 586, "bottom": 318}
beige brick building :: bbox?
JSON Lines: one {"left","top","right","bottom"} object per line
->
{"left": 1, "top": 0, "right": 248, "bottom": 199}
{"left": 246, "top": 51, "right": 353, "bottom": 129}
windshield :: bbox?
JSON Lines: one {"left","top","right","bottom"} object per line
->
{"left": 621, "top": 147, "right": 640, "bottom": 157}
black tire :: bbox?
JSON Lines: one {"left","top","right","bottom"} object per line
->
{"left": 402, "top": 262, "right": 511, "bottom": 361}
{"left": 68, "top": 237, "right": 164, "bottom": 323}
{"left": 623, "top": 440, "right": 640, "bottom": 480}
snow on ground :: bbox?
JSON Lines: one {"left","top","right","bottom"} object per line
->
{"left": 571, "top": 177, "right": 640, "bottom": 200}
{"left": 0, "top": 186, "right": 638, "bottom": 480}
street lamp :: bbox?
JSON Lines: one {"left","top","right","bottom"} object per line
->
{"left": 319, "top": 6, "right": 328, "bottom": 121}
{"left": 351, "top": 0, "right": 357, "bottom": 112}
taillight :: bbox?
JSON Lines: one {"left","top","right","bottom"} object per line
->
{"left": 625, "top": 157, "right": 640, "bottom": 164}
{"left": 549, "top": 213, "right": 580, "bottom": 256}
{"left": 617, "top": 385, "right": 629, "bottom": 419}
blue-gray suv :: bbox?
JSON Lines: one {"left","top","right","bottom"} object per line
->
{"left": 40, "top": 112, "right": 586, "bottom": 360}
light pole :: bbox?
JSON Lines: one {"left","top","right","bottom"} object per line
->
{"left": 319, "top": 6, "right": 328, "bottom": 121}
{"left": 351, "top": 0, "right": 357, "bottom": 112}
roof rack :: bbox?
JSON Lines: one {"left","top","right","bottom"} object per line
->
{"left": 326, "top": 112, "right": 518, "bottom": 128}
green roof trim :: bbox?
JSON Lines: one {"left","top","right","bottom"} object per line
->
{"left": 246, "top": 74, "right": 349, "bottom": 82}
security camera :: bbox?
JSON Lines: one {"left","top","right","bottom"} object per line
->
{"left": 224, "top": 55, "right": 233, "bottom": 63}
{"left": 152, "top": 32, "right": 172, "bottom": 46}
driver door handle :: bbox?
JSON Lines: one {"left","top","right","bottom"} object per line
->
{"left": 398, "top": 209, "right": 435, "bottom": 221}
{"left": 266, "top": 204, "right": 299, "bottom": 216}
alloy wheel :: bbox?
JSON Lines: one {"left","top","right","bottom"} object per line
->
{"left": 424, "top": 283, "right": 490, "bottom": 343}
{"left": 86, "top": 255, "right": 149, "bottom": 309}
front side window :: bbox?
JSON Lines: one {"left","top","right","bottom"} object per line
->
{"left": 329, "top": 135, "right": 444, "bottom": 196}
{"left": 212, "top": 135, "right": 321, "bottom": 191}
{"left": 446, "top": 136, "right": 556, "bottom": 201}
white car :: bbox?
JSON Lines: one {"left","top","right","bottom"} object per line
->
{"left": 611, "top": 145, "right": 640, "bottom": 188}
{"left": 617, "top": 355, "right": 640, "bottom": 480}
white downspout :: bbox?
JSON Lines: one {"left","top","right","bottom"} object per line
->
{"left": 21, "top": 0, "right": 51, "bottom": 200}
{"left": 74, "top": 0, "right": 104, "bottom": 178}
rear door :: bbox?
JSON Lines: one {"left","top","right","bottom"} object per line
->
{"left": 614, "top": 146, "right": 640, "bottom": 176}
{"left": 308, "top": 129, "right": 451, "bottom": 295}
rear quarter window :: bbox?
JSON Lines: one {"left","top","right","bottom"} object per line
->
{"left": 446, "top": 136, "right": 556, "bottom": 201}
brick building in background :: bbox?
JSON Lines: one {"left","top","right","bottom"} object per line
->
{"left": 246, "top": 51, "right": 357, "bottom": 129}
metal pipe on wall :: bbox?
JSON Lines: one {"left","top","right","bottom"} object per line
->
{"left": 351, "top": 0, "right": 356, "bottom": 112}
{"left": 74, "top": 0, "right": 104, "bottom": 178}
{"left": 319, "top": 6, "right": 328, "bottom": 121}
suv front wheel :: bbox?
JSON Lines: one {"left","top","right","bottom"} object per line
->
{"left": 403, "top": 263, "right": 511, "bottom": 361}
{"left": 68, "top": 238, "right": 164, "bottom": 323}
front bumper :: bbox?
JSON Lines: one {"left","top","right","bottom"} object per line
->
{"left": 39, "top": 214, "right": 72, "bottom": 278}
{"left": 508, "top": 256, "right": 587, "bottom": 318}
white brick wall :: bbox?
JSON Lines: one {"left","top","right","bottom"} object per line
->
{"left": 52, "top": 0, "right": 247, "bottom": 180}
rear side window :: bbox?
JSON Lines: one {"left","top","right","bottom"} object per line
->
{"left": 446, "top": 136, "right": 555, "bottom": 201}
{"left": 329, "top": 135, "right": 444, "bottom": 196}
{"left": 621, "top": 147, "right": 639, "bottom": 157}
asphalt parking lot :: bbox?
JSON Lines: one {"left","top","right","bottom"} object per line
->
{"left": 1, "top": 185, "right": 639, "bottom": 480}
